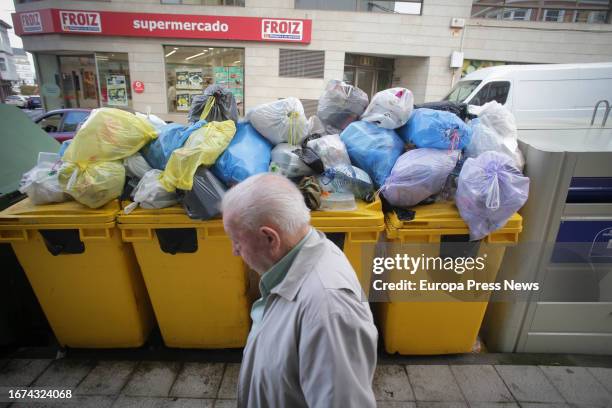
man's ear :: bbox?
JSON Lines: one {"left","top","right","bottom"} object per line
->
{"left": 259, "top": 226, "right": 281, "bottom": 248}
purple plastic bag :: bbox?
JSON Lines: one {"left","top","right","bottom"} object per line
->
{"left": 381, "top": 148, "right": 459, "bottom": 208}
{"left": 456, "top": 151, "right": 529, "bottom": 241}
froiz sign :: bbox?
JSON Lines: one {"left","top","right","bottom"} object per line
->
{"left": 261, "top": 19, "right": 303, "bottom": 41}
{"left": 20, "top": 12, "right": 42, "bottom": 33}
{"left": 60, "top": 11, "right": 102, "bottom": 33}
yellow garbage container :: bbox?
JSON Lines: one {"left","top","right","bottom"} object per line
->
{"left": 117, "top": 205, "right": 250, "bottom": 349}
{"left": 377, "top": 202, "right": 522, "bottom": 355}
{"left": 311, "top": 198, "right": 385, "bottom": 294}
{"left": 0, "top": 199, "right": 154, "bottom": 348}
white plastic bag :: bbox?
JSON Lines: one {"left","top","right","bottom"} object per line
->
{"left": 381, "top": 148, "right": 460, "bottom": 208}
{"left": 306, "top": 134, "right": 351, "bottom": 170}
{"left": 270, "top": 143, "right": 314, "bottom": 178}
{"left": 246, "top": 97, "right": 308, "bottom": 145}
{"left": 456, "top": 151, "right": 529, "bottom": 241}
{"left": 307, "top": 115, "right": 327, "bottom": 137}
{"left": 19, "top": 152, "right": 70, "bottom": 205}
{"left": 135, "top": 111, "right": 167, "bottom": 132}
{"left": 361, "top": 87, "right": 414, "bottom": 129}
{"left": 466, "top": 101, "right": 524, "bottom": 169}
{"left": 123, "top": 152, "right": 153, "bottom": 180}
{"left": 124, "top": 169, "right": 178, "bottom": 213}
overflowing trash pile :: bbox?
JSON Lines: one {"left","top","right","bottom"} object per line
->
{"left": 20, "top": 81, "right": 529, "bottom": 241}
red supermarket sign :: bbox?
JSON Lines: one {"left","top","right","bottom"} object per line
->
{"left": 12, "top": 9, "right": 311, "bottom": 44}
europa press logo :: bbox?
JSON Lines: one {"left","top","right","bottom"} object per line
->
{"left": 261, "top": 19, "right": 303, "bottom": 41}
{"left": 59, "top": 10, "right": 102, "bottom": 33}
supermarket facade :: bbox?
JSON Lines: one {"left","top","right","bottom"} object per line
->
{"left": 11, "top": 0, "right": 612, "bottom": 124}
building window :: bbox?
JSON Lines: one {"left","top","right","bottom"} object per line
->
{"left": 279, "top": 49, "right": 325, "bottom": 79}
{"left": 0, "top": 57, "right": 6, "bottom": 72}
{"left": 471, "top": 1, "right": 611, "bottom": 23}
{"left": 164, "top": 45, "right": 244, "bottom": 114}
{"left": 295, "top": 0, "right": 422, "bottom": 15}
{"left": 160, "top": 0, "right": 244, "bottom": 5}
{"left": 96, "top": 53, "right": 132, "bottom": 108}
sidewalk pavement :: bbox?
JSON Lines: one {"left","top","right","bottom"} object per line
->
{"left": 1, "top": 357, "right": 611, "bottom": 408}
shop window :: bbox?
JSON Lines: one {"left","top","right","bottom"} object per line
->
{"left": 471, "top": 1, "right": 610, "bottom": 23}
{"left": 0, "top": 57, "right": 6, "bottom": 72}
{"left": 295, "top": 0, "right": 422, "bottom": 14}
{"left": 160, "top": 0, "right": 245, "bottom": 5}
{"left": 164, "top": 45, "right": 245, "bottom": 115}
{"left": 96, "top": 53, "right": 132, "bottom": 109}
{"left": 279, "top": 50, "right": 325, "bottom": 79}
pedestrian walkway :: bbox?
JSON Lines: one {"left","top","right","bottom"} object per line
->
{"left": 1, "top": 356, "right": 611, "bottom": 408}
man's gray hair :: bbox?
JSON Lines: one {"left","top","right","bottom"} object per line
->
{"left": 222, "top": 173, "right": 311, "bottom": 236}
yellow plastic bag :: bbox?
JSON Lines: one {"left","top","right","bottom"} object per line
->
{"left": 160, "top": 120, "right": 236, "bottom": 191}
{"left": 59, "top": 160, "right": 125, "bottom": 209}
{"left": 63, "top": 108, "right": 157, "bottom": 163}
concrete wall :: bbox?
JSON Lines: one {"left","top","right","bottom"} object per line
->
{"left": 15, "top": 0, "right": 612, "bottom": 121}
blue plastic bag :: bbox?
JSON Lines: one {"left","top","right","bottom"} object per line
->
{"left": 456, "top": 151, "right": 529, "bottom": 241}
{"left": 340, "top": 121, "right": 404, "bottom": 187}
{"left": 58, "top": 139, "right": 71, "bottom": 158}
{"left": 141, "top": 121, "right": 207, "bottom": 170}
{"left": 397, "top": 108, "right": 472, "bottom": 150}
{"left": 211, "top": 122, "right": 272, "bottom": 186}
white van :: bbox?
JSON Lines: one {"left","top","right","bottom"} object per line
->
{"left": 444, "top": 62, "right": 612, "bottom": 129}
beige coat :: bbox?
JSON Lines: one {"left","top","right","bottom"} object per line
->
{"left": 237, "top": 229, "right": 378, "bottom": 408}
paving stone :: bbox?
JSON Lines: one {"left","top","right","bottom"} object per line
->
{"left": 163, "top": 398, "right": 214, "bottom": 408}
{"left": 0, "top": 359, "right": 53, "bottom": 387}
{"left": 586, "top": 367, "right": 612, "bottom": 394}
{"left": 170, "top": 363, "right": 224, "bottom": 399}
{"left": 495, "top": 366, "right": 564, "bottom": 403}
{"left": 213, "top": 400, "right": 237, "bottom": 408}
{"left": 122, "top": 361, "right": 181, "bottom": 397}
{"left": 377, "top": 402, "right": 417, "bottom": 408}
{"left": 518, "top": 404, "right": 571, "bottom": 408}
{"left": 469, "top": 404, "right": 520, "bottom": 408}
{"left": 10, "top": 395, "right": 114, "bottom": 408}
{"left": 217, "top": 364, "right": 239, "bottom": 399}
{"left": 407, "top": 365, "right": 464, "bottom": 402}
{"left": 540, "top": 366, "right": 610, "bottom": 407}
{"left": 450, "top": 365, "right": 513, "bottom": 403}
{"left": 373, "top": 365, "right": 414, "bottom": 401}
{"left": 416, "top": 403, "right": 468, "bottom": 408}
{"left": 33, "top": 359, "right": 96, "bottom": 388}
{"left": 77, "top": 361, "right": 137, "bottom": 396}
{"left": 112, "top": 396, "right": 169, "bottom": 408}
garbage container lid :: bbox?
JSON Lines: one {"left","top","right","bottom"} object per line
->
{"left": 0, "top": 198, "right": 119, "bottom": 226}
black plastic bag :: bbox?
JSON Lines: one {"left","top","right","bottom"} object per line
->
{"left": 414, "top": 101, "right": 473, "bottom": 121}
{"left": 179, "top": 167, "right": 227, "bottom": 220}
{"left": 188, "top": 84, "right": 239, "bottom": 124}
{"left": 293, "top": 147, "right": 325, "bottom": 174}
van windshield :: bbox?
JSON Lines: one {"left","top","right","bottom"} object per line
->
{"left": 444, "top": 80, "right": 481, "bottom": 103}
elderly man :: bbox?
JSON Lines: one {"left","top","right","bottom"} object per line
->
{"left": 222, "top": 173, "right": 377, "bottom": 408}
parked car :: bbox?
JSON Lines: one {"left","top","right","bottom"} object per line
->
{"left": 4, "top": 95, "right": 28, "bottom": 108}
{"left": 34, "top": 108, "right": 91, "bottom": 142}
{"left": 26, "top": 95, "right": 42, "bottom": 109}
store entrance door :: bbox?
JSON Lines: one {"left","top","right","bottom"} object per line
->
{"left": 58, "top": 56, "right": 99, "bottom": 109}
{"left": 344, "top": 54, "right": 394, "bottom": 100}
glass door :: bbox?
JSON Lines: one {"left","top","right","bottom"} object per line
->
{"left": 355, "top": 68, "right": 376, "bottom": 100}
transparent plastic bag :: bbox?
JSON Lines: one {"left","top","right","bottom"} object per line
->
{"left": 63, "top": 108, "right": 158, "bottom": 163}
{"left": 318, "top": 164, "right": 375, "bottom": 202}
{"left": 381, "top": 148, "right": 460, "bottom": 208}
{"left": 340, "top": 120, "right": 404, "bottom": 188}
{"left": 456, "top": 151, "right": 529, "bottom": 241}
{"left": 317, "top": 80, "right": 369, "bottom": 134}
{"left": 361, "top": 87, "right": 414, "bottom": 129}
{"left": 398, "top": 108, "right": 472, "bottom": 150}
{"left": 246, "top": 97, "right": 308, "bottom": 145}
{"left": 59, "top": 160, "right": 125, "bottom": 209}
{"left": 269, "top": 143, "right": 314, "bottom": 178}
{"left": 307, "top": 115, "right": 327, "bottom": 137}
{"left": 160, "top": 120, "right": 236, "bottom": 192}
{"left": 306, "top": 134, "right": 351, "bottom": 170}
{"left": 124, "top": 169, "right": 178, "bottom": 213}
{"left": 211, "top": 122, "right": 272, "bottom": 186}
{"left": 19, "top": 152, "right": 70, "bottom": 205}
{"left": 466, "top": 102, "right": 524, "bottom": 169}
{"left": 124, "top": 152, "right": 153, "bottom": 180}
{"left": 188, "top": 84, "right": 239, "bottom": 124}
